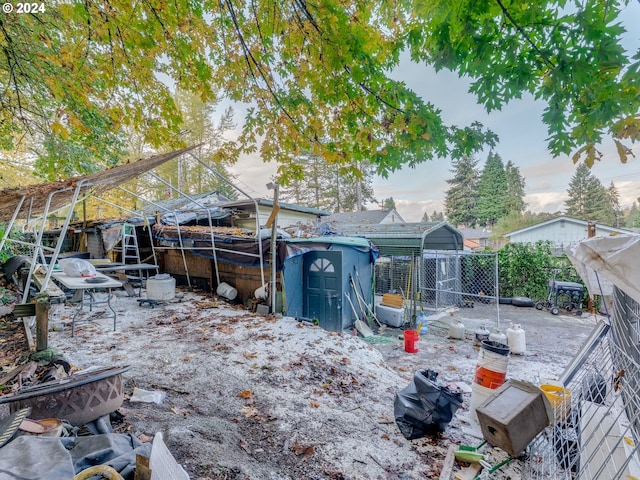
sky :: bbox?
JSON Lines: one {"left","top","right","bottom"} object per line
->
{"left": 227, "top": 3, "right": 640, "bottom": 223}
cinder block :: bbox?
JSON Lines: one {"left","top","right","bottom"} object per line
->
{"left": 256, "top": 304, "right": 270, "bottom": 315}
{"left": 476, "top": 380, "right": 553, "bottom": 456}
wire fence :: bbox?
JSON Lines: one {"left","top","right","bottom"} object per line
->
{"left": 525, "top": 285, "right": 640, "bottom": 479}
{"left": 374, "top": 250, "right": 499, "bottom": 319}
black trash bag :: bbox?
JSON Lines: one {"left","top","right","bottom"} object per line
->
{"left": 394, "top": 369, "right": 463, "bottom": 440}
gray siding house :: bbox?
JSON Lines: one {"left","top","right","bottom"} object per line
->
{"left": 505, "top": 216, "right": 629, "bottom": 249}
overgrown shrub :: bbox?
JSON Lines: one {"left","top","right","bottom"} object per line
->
{"left": 497, "top": 241, "right": 583, "bottom": 302}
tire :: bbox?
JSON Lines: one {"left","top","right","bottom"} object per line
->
{"left": 535, "top": 302, "right": 544, "bottom": 310}
{"left": 499, "top": 297, "right": 513, "bottom": 305}
{"left": 512, "top": 296, "right": 535, "bottom": 308}
{"left": 551, "top": 306, "right": 560, "bottom": 315}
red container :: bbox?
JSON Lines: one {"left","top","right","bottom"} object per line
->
{"left": 404, "top": 330, "right": 419, "bottom": 353}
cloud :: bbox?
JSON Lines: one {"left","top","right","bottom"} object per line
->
{"left": 394, "top": 198, "right": 444, "bottom": 223}
{"left": 525, "top": 192, "right": 567, "bottom": 213}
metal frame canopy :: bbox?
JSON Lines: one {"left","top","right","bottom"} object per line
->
{"left": 0, "top": 146, "right": 199, "bottom": 298}
{"left": 337, "top": 221, "right": 463, "bottom": 257}
{"left": 0, "top": 146, "right": 198, "bottom": 223}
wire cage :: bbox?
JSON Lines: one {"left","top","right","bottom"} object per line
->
{"left": 374, "top": 250, "right": 499, "bottom": 318}
{"left": 525, "top": 285, "right": 640, "bottom": 479}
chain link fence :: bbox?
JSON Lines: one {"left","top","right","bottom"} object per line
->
{"left": 374, "top": 250, "right": 499, "bottom": 319}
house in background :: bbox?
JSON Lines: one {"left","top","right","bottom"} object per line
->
{"left": 505, "top": 216, "right": 630, "bottom": 252}
{"left": 457, "top": 227, "right": 503, "bottom": 251}
{"left": 323, "top": 208, "right": 405, "bottom": 226}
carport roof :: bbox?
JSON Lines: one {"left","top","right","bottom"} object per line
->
{"left": 337, "top": 222, "right": 463, "bottom": 256}
{"left": 0, "top": 146, "right": 198, "bottom": 222}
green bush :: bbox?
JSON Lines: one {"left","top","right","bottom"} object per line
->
{"left": 497, "top": 241, "right": 584, "bottom": 302}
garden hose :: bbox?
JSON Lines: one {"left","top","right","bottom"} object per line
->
{"left": 72, "top": 465, "right": 124, "bottom": 480}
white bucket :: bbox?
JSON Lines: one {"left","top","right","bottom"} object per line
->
{"left": 254, "top": 284, "right": 268, "bottom": 300}
{"left": 470, "top": 382, "right": 497, "bottom": 422}
{"left": 147, "top": 275, "right": 176, "bottom": 301}
{"left": 216, "top": 282, "right": 237, "bottom": 301}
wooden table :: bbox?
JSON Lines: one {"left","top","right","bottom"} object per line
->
{"left": 94, "top": 263, "right": 159, "bottom": 297}
{"left": 51, "top": 271, "right": 123, "bottom": 336}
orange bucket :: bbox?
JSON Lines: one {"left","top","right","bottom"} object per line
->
{"left": 404, "top": 330, "right": 419, "bottom": 353}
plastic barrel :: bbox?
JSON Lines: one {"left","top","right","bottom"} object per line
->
{"left": 403, "top": 330, "right": 419, "bottom": 353}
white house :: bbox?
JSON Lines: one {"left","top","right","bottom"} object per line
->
{"left": 323, "top": 209, "right": 405, "bottom": 226}
{"left": 505, "top": 216, "right": 630, "bottom": 249}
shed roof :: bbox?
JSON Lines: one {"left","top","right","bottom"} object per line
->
{"left": 0, "top": 145, "right": 198, "bottom": 222}
{"left": 337, "top": 222, "right": 463, "bottom": 255}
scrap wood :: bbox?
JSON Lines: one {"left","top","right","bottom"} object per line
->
{"left": 439, "top": 444, "right": 457, "bottom": 480}
{"left": 0, "top": 361, "right": 35, "bottom": 386}
{"left": 381, "top": 293, "right": 403, "bottom": 308}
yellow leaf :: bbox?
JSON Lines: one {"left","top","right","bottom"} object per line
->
{"left": 624, "top": 437, "right": 635, "bottom": 447}
{"left": 50, "top": 121, "right": 69, "bottom": 139}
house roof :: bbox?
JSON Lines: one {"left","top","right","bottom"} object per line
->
{"left": 222, "top": 199, "right": 331, "bottom": 216}
{"left": 323, "top": 209, "right": 403, "bottom": 225}
{"left": 0, "top": 145, "right": 199, "bottom": 222}
{"left": 457, "top": 227, "right": 492, "bottom": 239}
{"left": 505, "top": 215, "right": 630, "bottom": 238}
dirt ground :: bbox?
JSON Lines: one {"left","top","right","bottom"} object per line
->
{"left": 6, "top": 288, "right": 600, "bottom": 479}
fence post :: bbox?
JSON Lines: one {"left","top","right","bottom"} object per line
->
{"left": 35, "top": 292, "right": 50, "bottom": 352}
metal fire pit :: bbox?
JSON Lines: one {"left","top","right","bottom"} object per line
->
{"left": 0, "top": 366, "right": 130, "bottom": 426}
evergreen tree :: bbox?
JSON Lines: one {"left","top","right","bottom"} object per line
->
{"left": 565, "top": 164, "right": 616, "bottom": 225}
{"left": 504, "top": 161, "right": 527, "bottom": 214}
{"left": 476, "top": 152, "right": 508, "bottom": 226}
{"left": 279, "top": 156, "right": 375, "bottom": 213}
{"left": 431, "top": 211, "right": 445, "bottom": 222}
{"left": 444, "top": 156, "right": 479, "bottom": 227}
{"left": 607, "top": 182, "right": 622, "bottom": 227}
{"left": 421, "top": 211, "right": 430, "bottom": 222}
{"left": 383, "top": 197, "right": 396, "bottom": 210}
{"left": 626, "top": 202, "right": 640, "bottom": 228}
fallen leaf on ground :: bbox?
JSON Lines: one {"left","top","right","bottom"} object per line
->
{"left": 240, "top": 406, "right": 258, "bottom": 418}
{"left": 292, "top": 443, "right": 315, "bottom": 460}
{"left": 243, "top": 351, "right": 258, "bottom": 359}
{"left": 170, "top": 406, "right": 189, "bottom": 417}
{"left": 238, "top": 389, "right": 254, "bottom": 399}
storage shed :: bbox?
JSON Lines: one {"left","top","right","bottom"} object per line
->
{"left": 281, "top": 237, "right": 376, "bottom": 332}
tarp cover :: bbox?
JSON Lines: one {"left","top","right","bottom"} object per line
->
{"left": 564, "top": 234, "right": 640, "bottom": 302}
{"left": 0, "top": 433, "right": 151, "bottom": 479}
